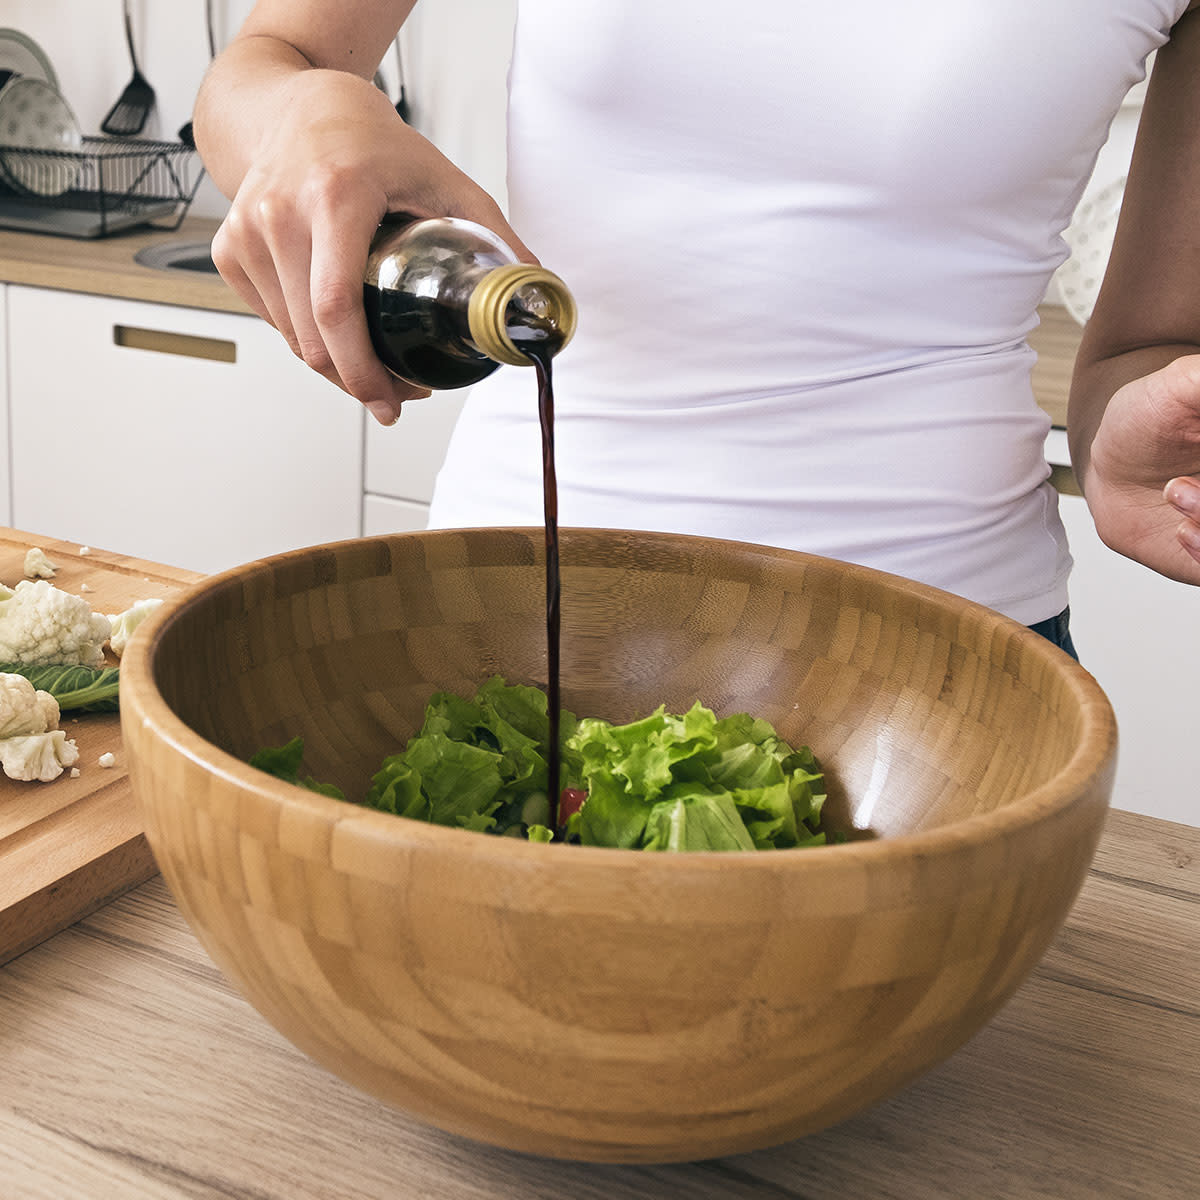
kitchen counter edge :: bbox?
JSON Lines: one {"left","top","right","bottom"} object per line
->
{"left": 0, "top": 217, "right": 252, "bottom": 317}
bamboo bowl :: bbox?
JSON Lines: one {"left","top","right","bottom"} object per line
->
{"left": 120, "top": 528, "right": 1116, "bottom": 1163}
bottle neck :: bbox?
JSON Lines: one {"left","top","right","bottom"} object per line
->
{"left": 467, "top": 264, "right": 578, "bottom": 366}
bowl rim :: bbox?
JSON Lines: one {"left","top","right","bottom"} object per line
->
{"left": 120, "top": 528, "right": 1117, "bottom": 871}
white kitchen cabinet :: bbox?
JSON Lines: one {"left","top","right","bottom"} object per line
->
{"left": 364, "top": 388, "right": 466, "bottom": 528}
{"left": 6, "top": 287, "right": 363, "bottom": 574}
{"left": 362, "top": 493, "right": 435, "bottom": 536}
{"left": 1046, "top": 432, "right": 1197, "bottom": 827}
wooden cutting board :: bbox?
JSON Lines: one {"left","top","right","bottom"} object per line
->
{"left": 0, "top": 528, "right": 201, "bottom": 965}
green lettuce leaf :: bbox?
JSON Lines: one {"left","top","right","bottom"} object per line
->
{"left": 642, "top": 787, "right": 758, "bottom": 852}
{"left": 567, "top": 699, "right": 826, "bottom": 851}
{"left": 355, "top": 676, "right": 578, "bottom": 836}
{"left": 249, "top": 736, "right": 344, "bottom": 799}
{"left": 250, "top": 680, "right": 827, "bottom": 853}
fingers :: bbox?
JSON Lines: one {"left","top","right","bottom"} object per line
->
{"left": 307, "top": 201, "right": 427, "bottom": 424}
{"left": 212, "top": 200, "right": 429, "bottom": 424}
{"left": 1164, "top": 477, "right": 1200, "bottom": 561}
{"left": 212, "top": 205, "right": 308, "bottom": 354}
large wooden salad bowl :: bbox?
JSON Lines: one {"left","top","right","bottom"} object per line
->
{"left": 120, "top": 528, "right": 1116, "bottom": 1163}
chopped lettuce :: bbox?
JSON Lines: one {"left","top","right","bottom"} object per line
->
{"left": 569, "top": 701, "right": 826, "bottom": 851}
{"left": 248, "top": 735, "right": 345, "bottom": 800}
{"left": 249, "top": 677, "right": 828, "bottom": 852}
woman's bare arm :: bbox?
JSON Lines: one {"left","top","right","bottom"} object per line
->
{"left": 1067, "top": 3, "right": 1200, "bottom": 581}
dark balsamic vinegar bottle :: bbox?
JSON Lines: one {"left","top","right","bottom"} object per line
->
{"left": 363, "top": 214, "right": 578, "bottom": 389}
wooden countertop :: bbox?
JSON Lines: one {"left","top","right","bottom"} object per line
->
{"left": 1028, "top": 304, "right": 1082, "bottom": 429}
{"left": 0, "top": 806, "right": 1195, "bottom": 1198}
{"left": 0, "top": 216, "right": 252, "bottom": 316}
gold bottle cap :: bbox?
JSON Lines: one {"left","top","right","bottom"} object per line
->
{"left": 467, "top": 264, "right": 578, "bottom": 366}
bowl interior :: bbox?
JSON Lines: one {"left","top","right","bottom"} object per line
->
{"left": 146, "top": 528, "right": 1107, "bottom": 841}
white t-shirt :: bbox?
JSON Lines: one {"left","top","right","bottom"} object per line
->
{"left": 428, "top": 0, "right": 1186, "bottom": 624}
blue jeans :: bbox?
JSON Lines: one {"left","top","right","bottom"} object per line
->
{"left": 1027, "top": 606, "right": 1079, "bottom": 661}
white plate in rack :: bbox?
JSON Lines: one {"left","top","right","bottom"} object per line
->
{"left": 0, "top": 28, "right": 59, "bottom": 90}
{"left": 1057, "top": 176, "right": 1126, "bottom": 327}
{"left": 0, "top": 76, "right": 82, "bottom": 197}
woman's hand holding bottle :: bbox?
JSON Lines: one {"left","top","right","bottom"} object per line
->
{"left": 198, "top": 48, "right": 533, "bottom": 425}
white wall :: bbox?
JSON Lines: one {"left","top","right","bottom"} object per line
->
{"left": 1, "top": 0, "right": 514, "bottom": 220}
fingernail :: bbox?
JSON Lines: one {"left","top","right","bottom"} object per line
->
{"left": 367, "top": 400, "right": 401, "bottom": 426}
{"left": 1164, "top": 478, "right": 1200, "bottom": 514}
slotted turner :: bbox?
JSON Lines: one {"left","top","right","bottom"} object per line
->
{"left": 102, "top": 0, "right": 156, "bottom": 136}
{"left": 178, "top": 0, "right": 217, "bottom": 148}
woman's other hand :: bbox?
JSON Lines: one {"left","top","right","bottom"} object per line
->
{"left": 1085, "top": 356, "right": 1200, "bottom": 583}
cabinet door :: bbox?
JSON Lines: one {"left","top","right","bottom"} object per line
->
{"left": 1057, "top": 490, "right": 1197, "bottom": 827}
{"left": 363, "top": 493, "right": 430, "bottom": 535}
{"left": 7, "top": 287, "right": 363, "bottom": 573}
{"left": 365, "top": 388, "right": 466, "bottom": 506}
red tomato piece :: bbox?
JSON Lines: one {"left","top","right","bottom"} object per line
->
{"left": 558, "top": 787, "right": 588, "bottom": 824}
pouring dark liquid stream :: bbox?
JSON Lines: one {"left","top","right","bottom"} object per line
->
{"left": 535, "top": 350, "right": 561, "bottom": 830}
{"left": 364, "top": 225, "right": 572, "bottom": 835}
{"left": 514, "top": 339, "right": 562, "bottom": 833}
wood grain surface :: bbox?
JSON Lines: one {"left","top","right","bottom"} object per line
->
{"left": 0, "top": 807, "right": 1193, "bottom": 1199}
{"left": 0, "top": 218, "right": 250, "bottom": 315}
{"left": 0, "top": 529, "right": 200, "bottom": 964}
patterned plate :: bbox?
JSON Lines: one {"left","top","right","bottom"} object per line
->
{"left": 1057, "top": 176, "right": 1126, "bottom": 327}
{"left": 0, "top": 28, "right": 59, "bottom": 90}
{"left": 0, "top": 76, "right": 83, "bottom": 197}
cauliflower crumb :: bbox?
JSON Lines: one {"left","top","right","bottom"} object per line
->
{"left": 23, "top": 547, "right": 58, "bottom": 579}
{"left": 70, "top": 767, "right": 81, "bottom": 778}
{"left": 98, "top": 751, "right": 116, "bottom": 768}
{"left": 80, "top": 583, "right": 93, "bottom": 593}
{"left": 78, "top": 546, "right": 91, "bottom": 555}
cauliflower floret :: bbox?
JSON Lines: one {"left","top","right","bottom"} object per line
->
{"left": 0, "top": 671, "right": 60, "bottom": 737}
{"left": 0, "top": 580, "right": 111, "bottom": 668}
{"left": 0, "top": 730, "right": 79, "bottom": 782}
{"left": 107, "top": 598, "right": 164, "bottom": 658}
{"left": 23, "top": 547, "right": 58, "bottom": 579}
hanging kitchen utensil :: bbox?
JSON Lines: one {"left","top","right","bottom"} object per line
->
{"left": 178, "top": 0, "right": 217, "bottom": 147}
{"left": 393, "top": 33, "right": 411, "bottom": 122}
{"left": 102, "top": 0, "right": 156, "bottom": 136}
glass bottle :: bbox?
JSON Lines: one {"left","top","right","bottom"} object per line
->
{"left": 363, "top": 214, "right": 577, "bottom": 390}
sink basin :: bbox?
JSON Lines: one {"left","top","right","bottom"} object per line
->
{"left": 135, "top": 241, "right": 218, "bottom": 274}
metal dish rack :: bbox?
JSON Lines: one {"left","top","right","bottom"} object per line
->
{"left": 0, "top": 136, "right": 204, "bottom": 238}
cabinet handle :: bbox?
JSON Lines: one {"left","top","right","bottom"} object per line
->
{"left": 113, "top": 324, "right": 237, "bottom": 363}
{"left": 1049, "top": 462, "right": 1082, "bottom": 497}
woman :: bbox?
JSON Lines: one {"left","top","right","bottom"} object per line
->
{"left": 194, "top": 1, "right": 1200, "bottom": 652}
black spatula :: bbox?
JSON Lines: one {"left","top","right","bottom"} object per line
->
{"left": 102, "top": 0, "right": 156, "bottom": 136}
{"left": 179, "top": 0, "right": 217, "bottom": 148}
{"left": 393, "top": 33, "right": 411, "bottom": 122}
